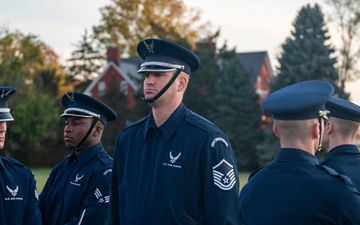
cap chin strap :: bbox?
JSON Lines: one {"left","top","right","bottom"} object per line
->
{"left": 317, "top": 117, "right": 324, "bottom": 152}
{"left": 142, "top": 69, "right": 182, "bottom": 103}
{"left": 73, "top": 117, "right": 99, "bottom": 152}
{"left": 317, "top": 110, "right": 330, "bottom": 152}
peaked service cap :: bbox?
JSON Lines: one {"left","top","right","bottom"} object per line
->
{"left": 60, "top": 92, "right": 117, "bottom": 126}
{"left": 326, "top": 96, "right": 360, "bottom": 122}
{"left": 137, "top": 38, "right": 201, "bottom": 75}
{"left": 262, "top": 80, "right": 334, "bottom": 120}
{"left": 0, "top": 86, "right": 16, "bottom": 122}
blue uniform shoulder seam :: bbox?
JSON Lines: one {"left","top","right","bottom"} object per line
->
{"left": 185, "top": 111, "right": 218, "bottom": 134}
{"left": 320, "top": 165, "right": 360, "bottom": 194}
{"left": 1, "top": 157, "right": 25, "bottom": 167}
{"left": 122, "top": 116, "right": 148, "bottom": 132}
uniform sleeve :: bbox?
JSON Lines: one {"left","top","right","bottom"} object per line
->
{"left": 38, "top": 165, "right": 57, "bottom": 223}
{"left": 108, "top": 138, "right": 121, "bottom": 225}
{"left": 203, "top": 133, "right": 240, "bottom": 225}
{"left": 24, "top": 172, "right": 42, "bottom": 225}
{"left": 340, "top": 187, "right": 360, "bottom": 224}
{"left": 64, "top": 167, "right": 113, "bottom": 225}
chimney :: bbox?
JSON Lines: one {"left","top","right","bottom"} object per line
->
{"left": 107, "top": 47, "right": 121, "bottom": 66}
{"left": 195, "top": 42, "right": 217, "bottom": 59}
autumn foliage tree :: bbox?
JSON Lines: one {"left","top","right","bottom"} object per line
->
{"left": 0, "top": 27, "right": 67, "bottom": 166}
{"left": 92, "top": 0, "right": 210, "bottom": 55}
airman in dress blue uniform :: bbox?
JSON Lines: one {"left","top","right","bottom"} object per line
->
{"left": 39, "top": 92, "right": 117, "bottom": 225}
{"left": 108, "top": 39, "right": 240, "bottom": 225}
{"left": 0, "top": 86, "right": 41, "bottom": 225}
{"left": 239, "top": 80, "right": 360, "bottom": 225}
{"left": 320, "top": 96, "right": 360, "bottom": 188}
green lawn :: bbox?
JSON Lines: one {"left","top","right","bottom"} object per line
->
{"left": 239, "top": 172, "right": 250, "bottom": 189}
{"left": 31, "top": 167, "right": 250, "bottom": 193}
{"left": 32, "top": 167, "right": 51, "bottom": 193}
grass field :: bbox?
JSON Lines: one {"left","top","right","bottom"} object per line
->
{"left": 32, "top": 167, "right": 250, "bottom": 193}
{"left": 32, "top": 167, "right": 51, "bottom": 193}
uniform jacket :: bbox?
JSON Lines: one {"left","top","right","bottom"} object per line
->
{"left": 321, "top": 144, "right": 360, "bottom": 188}
{"left": 0, "top": 156, "right": 41, "bottom": 225}
{"left": 39, "top": 143, "right": 113, "bottom": 225}
{"left": 108, "top": 103, "right": 240, "bottom": 225}
{"left": 239, "top": 148, "right": 360, "bottom": 225}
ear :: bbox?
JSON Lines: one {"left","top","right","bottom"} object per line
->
{"left": 325, "top": 120, "right": 333, "bottom": 134}
{"left": 93, "top": 125, "right": 103, "bottom": 136}
{"left": 177, "top": 75, "right": 188, "bottom": 92}
{"left": 312, "top": 122, "right": 320, "bottom": 139}
{"left": 272, "top": 123, "right": 280, "bottom": 138}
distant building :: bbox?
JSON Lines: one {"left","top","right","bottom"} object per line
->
{"left": 83, "top": 47, "right": 140, "bottom": 108}
{"left": 236, "top": 51, "right": 274, "bottom": 103}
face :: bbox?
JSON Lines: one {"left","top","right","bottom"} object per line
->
{"left": 63, "top": 117, "right": 94, "bottom": 150}
{"left": 0, "top": 122, "right": 6, "bottom": 149}
{"left": 142, "top": 71, "right": 176, "bottom": 102}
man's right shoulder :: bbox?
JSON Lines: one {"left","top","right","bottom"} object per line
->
{"left": 122, "top": 116, "right": 148, "bottom": 132}
{"left": 320, "top": 165, "right": 360, "bottom": 194}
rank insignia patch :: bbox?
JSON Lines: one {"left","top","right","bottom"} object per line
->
{"left": 212, "top": 159, "right": 236, "bottom": 191}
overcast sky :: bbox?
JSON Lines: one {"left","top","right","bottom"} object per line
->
{"left": 1, "top": 0, "right": 359, "bottom": 103}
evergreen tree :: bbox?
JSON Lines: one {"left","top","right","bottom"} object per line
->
{"left": 255, "top": 122, "right": 280, "bottom": 167}
{"left": 272, "top": 3, "right": 348, "bottom": 98}
{"left": 67, "top": 29, "right": 105, "bottom": 91}
{"left": 208, "top": 51, "right": 263, "bottom": 170}
{"left": 184, "top": 32, "right": 220, "bottom": 118}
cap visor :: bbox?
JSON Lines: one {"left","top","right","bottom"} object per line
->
{"left": 137, "top": 67, "right": 176, "bottom": 73}
{"left": 0, "top": 112, "right": 14, "bottom": 121}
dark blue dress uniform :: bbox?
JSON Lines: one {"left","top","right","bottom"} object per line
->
{"left": 39, "top": 143, "right": 113, "bottom": 225}
{"left": 110, "top": 104, "right": 239, "bottom": 224}
{"left": 108, "top": 39, "right": 240, "bottom": 225}
{"left": 322, "top": 145, "right": 360, "bottom": 188}
{"left": 0, "top": 86, "right": 41, "bottom": 225}
{"left": 39, "top": 92, "right": 117, "bottom": 225}
{"left": 239, "top": 81, "right": 360, "bottom": 224}
{"left": 0, "top": 157, "right": 42, "bottom": 225}
{"left": 321, "top": 96, "right": 360, "bottom": 188}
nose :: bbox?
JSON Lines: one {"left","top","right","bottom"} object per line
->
{"left": 145, "top": 73, "right": 156, "bottom": 85}
{"left": 0, "top": 122, "right": 6, "bottom": 132}
{"left": 64, "top": 124, "right": 72, "bottom": 133}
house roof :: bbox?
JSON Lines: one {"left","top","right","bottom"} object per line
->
{"left": 84, "top": 61, "right": 140, "bottom": 95}
{"left": 236, "top": 51, "right": 274, "bottom": 84}
{"left": 122, "top": 56, "right": 144, "bottom": 65}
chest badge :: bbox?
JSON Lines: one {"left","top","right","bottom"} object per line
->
{"left": 170, "top": 151, "right": 181, "bottom": 163}
{"left": 75, "top": 174, "right": 84, "bottom": 182}
{"left": 6, "top": 185, "right": 19, "bottom": 196}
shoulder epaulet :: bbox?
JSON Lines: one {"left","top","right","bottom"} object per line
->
{"left": 96, "top": 151, "right": 113, "bottom": 166}
{"left": 186, "top": 110, "right": 218, "bottom": 134}
{"left": 122, "top": 116, "right": 148, "bottom": 132}
{"left": 1, "top": 157, "right": 25, "bottom": 167}
{"left": 320, "top": 165, "right": 359, "bottom": 193}
{"left": 248, "top": 166, "right": 265, "bottom": 181}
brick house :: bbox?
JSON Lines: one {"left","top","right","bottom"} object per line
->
{"left": 236, "top": 51, "right": 274, "bottom": 103}
{"left": 84, "top": 47, "right": 141, "bottom": 108}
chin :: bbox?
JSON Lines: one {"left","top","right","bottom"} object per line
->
{"left": 65, "top": 143, "right": 75, "bottom": 149}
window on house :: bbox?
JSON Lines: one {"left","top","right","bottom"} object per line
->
{"left": 257, "top": 76, "right": 262, "bottom": 90}
{"left": 120, "top": 80, "right": 128, "bottom": 96}
{"left": 98, "top": 81, "right": 106, "bottom": 96}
